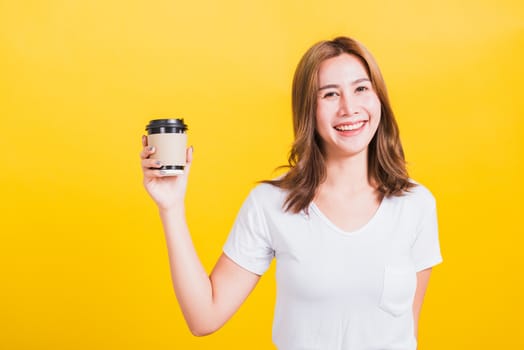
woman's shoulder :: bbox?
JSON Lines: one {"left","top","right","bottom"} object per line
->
{"left": 398, "top": 180, "right": 437, "bottom": 208}
{"left": 249, "top": 182, "right": 288, "bottom": 203}
{"left": 239, "top": 181, "right": 292, "bottom": 216}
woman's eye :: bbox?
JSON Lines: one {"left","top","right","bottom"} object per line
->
{"left": 355, "top": 86, "right": 368, "bottom": 93}
{"left": 322, "top": 91, "right": 338, "bottom": 98}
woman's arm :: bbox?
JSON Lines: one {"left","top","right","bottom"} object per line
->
{"left": 161, "top": 208, "right": 260, "bottom": 336}
{"left": 412, "top": 267, "right": 432, "bottom": 338}
{"left": 141, "top": 138, "right": 260, "bottom": 336}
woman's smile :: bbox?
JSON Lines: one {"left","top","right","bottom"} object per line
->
{"left": 333, "top": 120, "right": 367, "bottom": 133}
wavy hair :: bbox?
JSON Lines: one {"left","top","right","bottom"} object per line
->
{"left": 265, "top": 37, "right": 414, "bottom": 213}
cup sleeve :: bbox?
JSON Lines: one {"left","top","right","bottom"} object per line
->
{"left": 411, "top": 201, "right": 443, "bottom": 272}
{"left": 223, "top": 192, "right": 274, "bottom": 276}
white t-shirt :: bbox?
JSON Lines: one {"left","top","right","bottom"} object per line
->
{"left": 223, "top": 182, "right": 442, "bottom": 350}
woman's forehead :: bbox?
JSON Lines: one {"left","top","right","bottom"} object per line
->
{"left": 318, "top": 54, "right": 369, "bottom": 83}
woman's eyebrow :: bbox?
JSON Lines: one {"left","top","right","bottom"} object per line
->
{"left": 318, "top": 78, "right": 371, "bottom": 91}
{"left": 351, "top": 77, "right": 371, "bottom": 85}
{"left": 318, "top": 84, "right": 340, "bottom": 91}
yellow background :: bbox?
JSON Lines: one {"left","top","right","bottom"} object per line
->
{"left": 1, "top": 0, "right": 523, "bottom": 349}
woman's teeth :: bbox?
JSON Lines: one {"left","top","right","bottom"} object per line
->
{"left": 335, "top": 122, "right": 364, "bottom": 131}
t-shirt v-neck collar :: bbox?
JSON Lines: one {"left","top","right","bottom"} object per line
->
{"left": 309, "top": 196, "right": 389, "bottom": 236}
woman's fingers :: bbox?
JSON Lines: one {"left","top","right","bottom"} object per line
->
{"left": 179, "top": 146, "right": 193, "bottom": 178}
{"left": 142, "top": 158, "right": 176, "bottom": 178}
{"left": 186, "top": 146, "right": 193, "bottom": 164}
{"left": 143, "top": 168, "right": 168, "bottom": 178}
{"left": 142, "top": 158, "right": 162, "bottom": 169}
{"left": 140, "top": 145, "right": 155, "bottom": 160}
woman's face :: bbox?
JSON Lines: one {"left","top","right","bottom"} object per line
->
{"left": 315, "top": 53, "right": 381, "bottom": 160}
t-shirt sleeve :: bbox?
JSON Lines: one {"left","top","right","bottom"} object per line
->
{"left": 223, "top": 191, "right": 274, "bottom": 276}
{"left": 411, "top": 196, "right": 443, "bottom": 272}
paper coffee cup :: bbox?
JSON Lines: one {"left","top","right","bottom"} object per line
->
{"left": 145, "top": 118, "right": 188, "bottom": 176}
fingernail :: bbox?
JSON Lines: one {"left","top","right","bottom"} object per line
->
{"left": 148, "top": 146, "right": 154, "bottom": 152}
{"left": 155, "top": 160, "right": 161, "bottom": 166}
{"left": 159, "top": 170, "right": 166, "bottom": 175}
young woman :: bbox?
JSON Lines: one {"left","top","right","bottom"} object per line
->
{"left": 140, "top": 36, "right": 442, "bottom": 349}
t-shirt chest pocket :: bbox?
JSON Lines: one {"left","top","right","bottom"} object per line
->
{"left": 379, "top": 262, "right": 417, "bottom": 317}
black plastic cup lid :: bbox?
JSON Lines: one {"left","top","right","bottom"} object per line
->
{"left": 146, "top": 118, "right": 188, "bottom": 132}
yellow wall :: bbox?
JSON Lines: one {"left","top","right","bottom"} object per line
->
{"left": 1, "top": 0, "right": 523, "bottom": 348}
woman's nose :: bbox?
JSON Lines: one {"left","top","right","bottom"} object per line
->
{"left": 339, "top": 93, "right": 359, "bottom": 116}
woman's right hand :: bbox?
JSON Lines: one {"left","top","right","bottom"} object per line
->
{"left": 140, "top": 135, "right": 193, "bottom": 211}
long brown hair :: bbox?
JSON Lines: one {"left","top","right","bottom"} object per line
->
{"left": 266, "top": 36, "right": 414, "bottom": 213}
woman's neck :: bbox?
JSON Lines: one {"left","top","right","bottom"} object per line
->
{"left": 322, "top": 151, "right": 373, "bottom": 194}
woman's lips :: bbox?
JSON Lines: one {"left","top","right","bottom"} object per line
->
{"left": 334, "top": 121, "right": 366, "bottom": 132}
